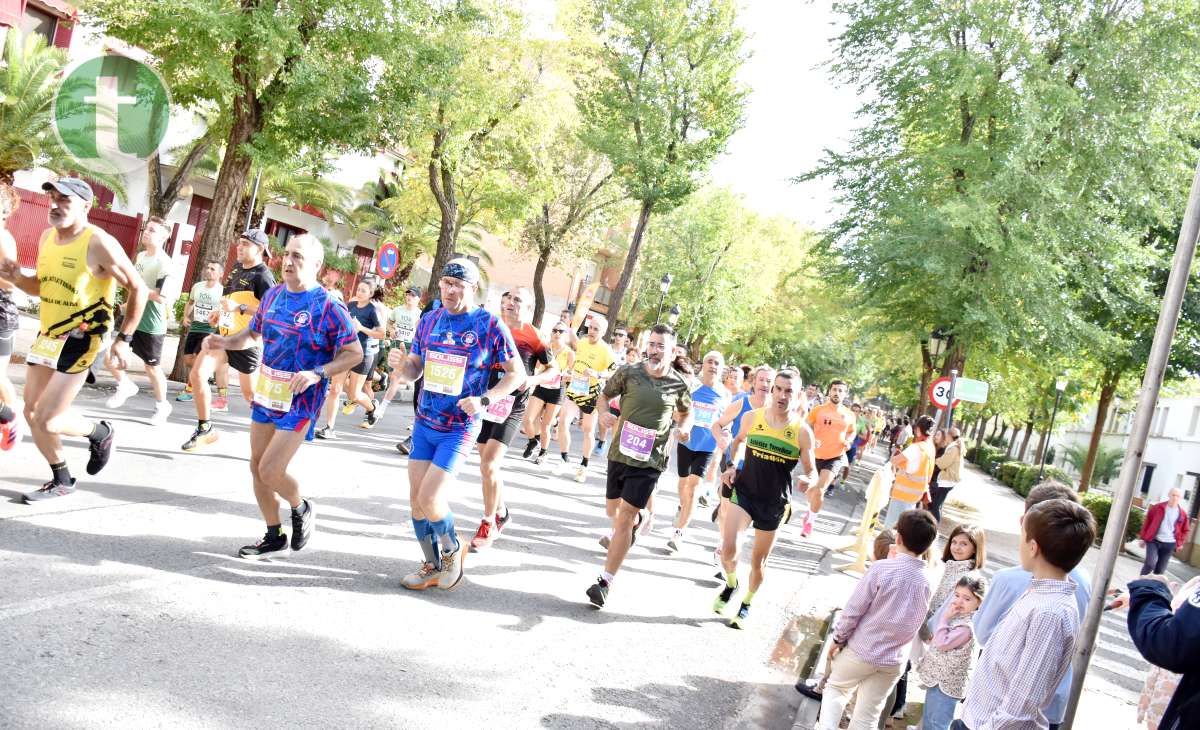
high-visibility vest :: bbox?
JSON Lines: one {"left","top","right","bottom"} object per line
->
{"left": 892, "top": 438, "right": 935, "bottom": 502}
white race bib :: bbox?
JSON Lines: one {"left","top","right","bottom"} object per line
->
{"left": 252, "top": 364, "right": 294, "bottom": 412}
{"left": 482, "top": 395, "right": 516, "bottom": 423}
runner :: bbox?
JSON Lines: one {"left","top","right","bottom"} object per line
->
{"left": 805, "top": 383, "right": 823, "bottom": 411}
{"left": 585, "top": 324, "right": 691, "bottom": 608}
{"left": 320, "top": 270, "right": 344, "bottom": 303}
{"left": 384, "top": 258, "right": 522, "bottom": 590}
{"left": 0, "top": 185, "right": 21, "bottom": 452}
{"left": 711, "top": 365, "right": 775, "bottom": 557}
{"left": 200, "top": 234, "right": 361, "bottom": 558}
{"left": 181, "top": 229, "right": 275, "bottom": 452}
{"left": 668, "top": 351, "right": 730, "bottom": 553}
{"left": 798, "top": 380, "right": 856, "bottom": 538}
{"left": 714, "top": 369, "right": 816, "bottom": 628}
{"left": 106, "top": 216, "right": 175, "bottom": 425}
{"left": 557, "top": 315, "right": 617, "bottom": 482}
{"left": 593, "top": 326, "right": 630, "bottom": 456}
{"left": 0, "top": 178, "right": 147, "bottom": 501}
{"left": 521, "top": 320, "right": 574, "bottom": 465}
{"left": 313, "top": 279, "right": 385, "bottom": 438}
{"left": 374, "top": 285, "right": 421, "bottom": 423}
{"left": 470, "top": 287, "right": 556, "bottom": 550}
{"left": 175, "top": 260, "right": 225, "bottom": 404}
{"left": 831, "top": 402, "right": 869, "bottom": 494}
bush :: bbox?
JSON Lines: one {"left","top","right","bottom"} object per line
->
{"left": 1080, "top": 492, "right": 1145, "bottom": 544}
{"left": 985, "top": 434, "right": 1009, "bottom": 448}
{"left": 173, "top": 292, "right": 189, "bottom": 324}
{"left": 998, "top": 461, "right": 1024, "bottom": 486}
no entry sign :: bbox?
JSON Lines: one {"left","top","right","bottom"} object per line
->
{"left": 375, "top": 241, "right": 401, "bottom": 279}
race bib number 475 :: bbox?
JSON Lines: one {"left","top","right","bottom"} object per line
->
{"left": 424, "top": 350, "right": 468, "bottom": 395}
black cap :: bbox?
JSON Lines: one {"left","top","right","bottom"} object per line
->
{"left": 42, "top": 178, "right": 93, "bottom": 202}
{"left": 239, "top": 229, "right": 270, "bottom": 247}
{"left": 405, "top": 286, "right": 422, "bottom": 296}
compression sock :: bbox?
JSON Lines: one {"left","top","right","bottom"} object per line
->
{"left": 50, "top": 462, "right": 72, "bottom": 487}
{"left": 726, "top": 572, "right": 738, "bottom": 590}
{"left": 429, "top": 513, "right": 459, "bottom": 552}
{"left": 88, "top": 421, "right": 112, "bottom": 442}
{"left": 744, "top": 591, "right": 756, "bottom": 605}
{"left": 412, "top": 518, "right": 439, "bottom": 567}
{"left": 266, "top": 524, "right": 283, "bottom": 539}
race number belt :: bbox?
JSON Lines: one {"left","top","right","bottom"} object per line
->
{"left": 482, "top": 395, "right": 516, "bottom": 423}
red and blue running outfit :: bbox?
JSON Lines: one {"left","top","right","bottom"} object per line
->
{"left": 248, "top": 284, "right": 356, "bottom": 439}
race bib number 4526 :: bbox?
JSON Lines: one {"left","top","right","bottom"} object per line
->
{"left": 424, "top": 350, "right": 468, "bottom": 395}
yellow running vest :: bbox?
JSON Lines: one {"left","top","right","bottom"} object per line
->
{"left": 36, "top": 227, "right": 116, "bottom": 337}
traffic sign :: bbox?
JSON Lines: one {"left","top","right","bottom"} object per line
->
{"left": 375, "top": 241, "right": 400, "bottom": 279}
{"left": 929, "top": 376, "right": 961, "bottom": 410}
{"left": 954, "top": 377, "right": 989, "bottom": 404}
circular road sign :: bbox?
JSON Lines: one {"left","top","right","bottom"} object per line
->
{"left": 375, "top": 242, "right": 401, "bottom": 279}
{"left": 929, "top": 376, "right": 961, "bottom": 410}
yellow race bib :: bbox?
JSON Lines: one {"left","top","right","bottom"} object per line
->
{"left": 253, "top": 365, "right": 294, "bottom": 412}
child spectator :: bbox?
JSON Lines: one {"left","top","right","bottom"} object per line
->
{"left": 816, "top": 510, "right": 937, "bottom": 730}
{"left": 916, "top": 573, "right": 987, "bottom": 730}
{"left": 956, "top": 497, "right": 1096, "bottom": 730}
{"left": 930, "top": 525, "right": 986, "bottom": 622}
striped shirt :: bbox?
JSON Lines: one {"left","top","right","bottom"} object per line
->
{"left": 962, "top": 577, "right": 1080, "bottom": 730}
{"left": 833, "top": 553, "right": 931, "bottom": 666}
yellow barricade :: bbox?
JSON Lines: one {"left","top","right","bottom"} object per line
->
{"left": 835, "top": 465, "right": 892, "bottom": 576}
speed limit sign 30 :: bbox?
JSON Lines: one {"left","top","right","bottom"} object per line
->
{"left": 929, "top": 377, "right": 961, "bottom": 410}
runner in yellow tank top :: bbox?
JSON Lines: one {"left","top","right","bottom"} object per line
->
{"left": 0, "top": 179, "right": 148, "bottom": 502}
{"left": 715, "top": 369, "right": 816, "bottom": 629}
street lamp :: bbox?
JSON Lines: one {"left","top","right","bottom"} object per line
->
{"left": 1038, "top": 373, "right": 1070, "bottom": 481}
{"left": 929, "top": 328, "right": 949, "bottom": 361}
{"left": 656, "top": 273, "right": 673, "bottom": 323}
{"left": 667, "top": 303, "right": 681, "bottom": 328}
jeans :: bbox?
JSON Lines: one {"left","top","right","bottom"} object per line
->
{"left": 1141, "top": 539, "right": 1176, "bottom": 575}
{"left": 883, "top": 498, "right": 918, "bottom": 528}
{"left": 921, "top": 685, "right": 959, "bottom": 730}
{"left": 928, "top": 483, "right": 956, "bottom": 522}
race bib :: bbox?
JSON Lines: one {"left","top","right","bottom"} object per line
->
{"left": 194, "top": 301, "right": 214, "bottom": 323}
{"left": 253, "top": 364, "right": 294, "bottom": 412}
{"left": 218, "top": 308, "right": 235, "bottom": 334}
{"left": 396, "top": 322, "right": 416, "bottom": 342}
{"left": 544, "top": 372, "right": 563, "bottom": 389}
{"left": 618, "top": 421, "right": 656, "bottom": 462}
{"left": 692, "top": 402, "right": 719, "bottom": 428}
{"left": 482, "top": 395, "right": 516, "bottom": 423}
{"left": 27, "top": 334, "right": 66, "bottom": 369}
{"left": 568, "top": 374, "right": 591, "bottom": 397}
{"left": 424, "top": 350, "right": 467, "bottom": 395}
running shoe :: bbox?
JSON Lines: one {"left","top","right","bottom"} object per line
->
{"left": 711, "top": 504, "right": 720, "bottom": 523}
{"left": 175, "top": 387, "right": 194, "bottom": 403}
{"left": 698, "top": 493, "right": 710, "bottom": 508}
{"left": 0, "top": 418, "right": 18, "bottom": 451}
{"left": 553, "top": 458, "right": 569, "bottom": 476}
{"left": 105, "top": 378, "right": 139, "bottom": 409}
{"left": 290, "top": 499, "right": 314, "bottom": 551}
{"left": 586, "top": 577, "right": 610, "bottom": 608}
{"left": 495, "top": 508, "right": 512, "bottom": 534}
{"left": 149, "top": 401, "right": 171, "bottom": 426}
{"left": 574, "top": 465, "right": 587, "bottom": 483}
{"left": 360, "top": 404, "right": 379, "bottom": 429}
{"left": 522, "top": 439, "right": 537, "bottom": 460}
{"left": 239, "top": 532, "right": 290, "bottom": 560}
{"left": 315, "top": 427, "right": 337, "bottom": 441}
{"left": 341, "top": 399, "right": 359, "bottom": 416}
{"left": 182, "top": 425, "right": 218, "bottom": 452}
{"left": 599, "top": 533, "right": 612, "bottom": 549}
{"left": 212, "top": 394, "right": 229, "bottom": 412}
{"left": 85, "top": 421, "right": 115, "bottom": 475}
{"left": 639, "top": 512, "right": 654, "bottom": 537}
{"left": 533, "top": 452, "right": 545, "bottom": 466}
{"left": 666, "top": 531, "right": 683, "bottom": 553}
{"left": 469, "top": 521, "right": 494, "bottom": 551}
{"left": 593, "top": 441, "right": 606, "bottom": 456}
{"left": 800, "top": 510, "right": 815, "bottom": 538}
{"left": 400, "top": 563, "right": 440, "bottom": 590}
{"left": 713, "top": 582, "right": 739, "bottom": 614}
{"left": 23, "top": 479, "right": 77, "bottom": 502}
{"left": 395, "top": 436, "right": 412, "bottom": 454}
{"left": 729, "top": 602, "right": 751, "bottom": 629}
{"left": 374, "top": 401, "right": 389, "bottom": 421}
{"left": 437, "top": 544, "right": 466, "bottom": 590}
{"left": 712, "top": 546, "right": 722, "bottom": 567}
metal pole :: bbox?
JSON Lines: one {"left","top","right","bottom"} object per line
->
{"left": 656, "top": 291, "right": 666, "bottom": 324}
{"left": 244, "top": 168, "right": 262, "bottom": 230}
{"left": 1038, "top": 389, "right": 1062, "bottom": 482}
{"left": 1062, "top": 155, "right": 1200, "bottom": 727}
{"left": 944, "top": 369, "right": 959, "bottom": 431}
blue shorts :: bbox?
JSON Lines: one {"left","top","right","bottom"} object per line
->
{"left": 251, "top": 403, "right": 320, "bottom": 441}
{"left": 410, "top": 421, "right": 479, "bottom": 474}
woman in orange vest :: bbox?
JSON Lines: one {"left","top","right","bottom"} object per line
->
{"left": 884, "top": 414, "right": 935, "bottom": 528}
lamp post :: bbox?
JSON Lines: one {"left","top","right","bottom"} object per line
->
{"left": 1038, "top": 373, "right": 1069, "bottom": 481}
{"left": 667, "top": 303, "right": 681, "bottom": 328}
{"left": 925, "top": 328, "right": 948, "bottom": 421}
{"left": 656, "top": 273, "right": 673, "bottom": 323}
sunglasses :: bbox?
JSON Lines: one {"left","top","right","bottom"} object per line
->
{"left": 552, "top": 328, "right": 566, "bottom": 334}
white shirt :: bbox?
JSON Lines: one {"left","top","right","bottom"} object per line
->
{"left": 1157, "top": 505, "right": 1181, "bottom": 542}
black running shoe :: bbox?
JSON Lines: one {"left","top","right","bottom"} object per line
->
{"left": 713, "top": 582, "right": 739, "bottom": 614}
{"left": 586, "top": 577, "right": 610, "bottom": 608}
{"left": 23, "top": 479, "right": 77, "bottom": 502}
{"left": 396, "top": 436, "right": 413, "bottom": 455}
{"left": 290, "top": 500, "right": 314, "bottom": 551}
{"left": 522, "top": 439, "right": 537, "bottom": 460}
{"left": 239, "top": 532, "right": 290, "bottom": 560}
{"left": 86, "top": 421, "right": 115, "bottom": 475}
{"left": 181, "top": 425, "right": 218, "bottom": 452}
{"left": 730, "top": 602, "right": 751, "bottom": 629}
{"left": 711, "top": 504, "right": 720, "bottom": 523}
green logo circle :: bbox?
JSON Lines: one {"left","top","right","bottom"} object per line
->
{"left": 53, "top": 54, "right": 171, "bottom": 176}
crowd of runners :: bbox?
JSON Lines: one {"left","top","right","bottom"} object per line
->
{"left": 5, "top": 179, "right": 1199, "bottom": 730}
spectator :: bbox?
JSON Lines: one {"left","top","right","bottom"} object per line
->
{"left": 917, "top": 573, "right": 988, "bottom": 730}
{"left": 956, "top": 494, "right": 1097, "bottom": 730}
{"left": 1131, "top": 576, "right": 1200, "bottom": 730}
{"left": 1139, "top": 488, "right": 1190, "bottom": 576}
{"left": 1127, "top": 571, "right": 1200, "bottom": 730}
{"left": 816, "top": 510, "right": 937, "bottom": 730}
{"left": 930, "top": 428, "right": 963, "bottom": 521}
{"left": 928, "top": 524, "right": 986, "bottom": 628}
{"left": 884, "top": 415, "right": 936, "bottom": 528}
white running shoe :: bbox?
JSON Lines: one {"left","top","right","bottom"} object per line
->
{"left": 105, "top": 378, "right": 139, "bottom": 409}
{"left": 574, "top": 465, "right": 587, "bottom": 483}
{"left": 553, "top": 459, "right": 569, "bottom": 476}
{"left": 149, "top": 400, "right": 171, "bottom": 426}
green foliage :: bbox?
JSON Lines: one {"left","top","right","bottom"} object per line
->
{"left": 1065, "top": 442, "right": 1125, "bottom": 486}
{"left": 172, "top": 293, "right": 188, "bottom": 324}
{"left": 1081, "top": 492, "right": 1145, "bottom": 544}
{"left": 985, "top": 434, "right": 1009, "bottom": 449}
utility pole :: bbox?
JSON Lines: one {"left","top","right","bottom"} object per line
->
{"left": 1062, "top": 156, "right": 1200, "bottom": 726}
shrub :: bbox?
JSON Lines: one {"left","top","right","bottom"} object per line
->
{"left": 985, "top": 434, "right": 1009, "bottom": 448}
{"left": 998, "top": 461, "right": 1024, "bottom": 487}
{"left": 1080, "top": 492, "right": 1145, "bottom": 543}
{"left": 173, "top": 292, "right": 189, "bottom": 324}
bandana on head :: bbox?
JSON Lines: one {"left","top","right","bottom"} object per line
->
{"left": 442, "top": 258, "right": 480, "bottom": 286}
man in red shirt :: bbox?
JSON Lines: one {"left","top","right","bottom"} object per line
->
{"left": 800, "top": 380, "right": 856, "bottom": 537}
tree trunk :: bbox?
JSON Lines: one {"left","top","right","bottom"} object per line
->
{"left": 532, "top": 240, "right": 551, "bottom": 328}
{"left": 1018, "top": 418, "right": 1034, "bottom": 461}
{"left": 1005, "top": 425, "right": 1018, "bottom": 458}
{"left": 1078, "top": 369, "right": 1121, "bottom": 493}
{"left": 917, "top": 340, "right": 934, "bottom": 414}
{"left": 972, "top": 414, "right": 985, "bottom": 443}
{"left": 604, "top": 198, "right": 653, "bottom": 338}
{"left": 426, "top": 120, "right": 458, "bottom": 299}
{"left": 1034, "top": 424, "right": 1050, "bottom": 468}
{"left": 149, "top": 137, "right": 214, "bottom": 218}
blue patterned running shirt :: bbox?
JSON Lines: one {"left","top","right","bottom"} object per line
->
{"left": 411, "top": 306, "right": 516, "bottom": 432}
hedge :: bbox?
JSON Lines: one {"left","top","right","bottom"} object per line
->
{"left": 1081, "top": 492, "right": 1145, "bottom": 544}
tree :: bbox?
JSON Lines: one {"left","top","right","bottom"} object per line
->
{"left": 575, "top": 0, "right": 749, "bottom": 336}
{"left": 1065, "top": 442, "right": 1124, "bottom": 487}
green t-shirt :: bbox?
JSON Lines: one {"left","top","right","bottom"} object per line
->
{"left": 187, "top": 281, "right": 224, "bottom": 334}
{"left": 134, "top": 250, "right": 173, "bottom": 335}
{"left": 603, "top": 363, "right": 692, "bottom": 472}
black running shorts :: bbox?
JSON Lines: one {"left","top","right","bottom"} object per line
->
{"left": 131, "top": 330, "right": 164, "bottom": 366}
{"left": 226, "top": 346, "right": 261, "bottom": 375}
{"left": 605, "top": 460, "right": 661, "bottom": 510}
{"left": 728, "top": 486, "right": 790, "bottom": 532}
{"left": 676, "top": 443, "right": 715, "bottom": 479}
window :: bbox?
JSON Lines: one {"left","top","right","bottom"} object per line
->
{"left": 1158, "top": 407, "right": 1170, "bottom": 436}
{"left": 594, "top": 285, "right": 612, "bottom": 306}
{"left": 20, "top": 7, "right": 57, "bottom": 45}
{"left": 1140, "top": 464, "right": 1156, "bottom": 495}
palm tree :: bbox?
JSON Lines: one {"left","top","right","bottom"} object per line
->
{"left": 1064, "top": 443, "right": 1124, "bottom": 486}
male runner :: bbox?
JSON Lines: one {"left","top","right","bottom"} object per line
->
{"left": 181, "top": 229, "right": 275, "bottom": 451}
{"left": 711, "top": 365, "right": 775, "bottom": 550}
{"left": 714, "top": 369, "right": 816, "bottom": 628}
{"left": 585, "top": 324, "right": 690, "bottom": 607}
{"left": 593, "top": 326, "right": 630, "bottom": 455}
{"left": 557, "top": 315, "right": 616, "bottom": 482}
{"left": 201, "top": 234, "right": 360, "bottom": 558}
{"left": 805, "top": 383, "right": 823, "bottom": 411}
{"left": 375, "top": 285, "right": 421, "bottom": 423}
{"left": 385, "top": 258, "right": 523, "bottom": 590}
{"left": 0, "top": 185, "right": 21, "bottom": 451}
{"left": 106, "top": 216, "right": 175, "bottom": 425}
{"left": 798, "top": 380, "right": 855, "bottom": 538}
{"left": 668, "top": 351, "right": 729, "bottom": 552}
{"left": 0, "top": 178, "right": 147, "bottom": 500}
{"left": 833, "top": 402, "right": 869, "bottom": 493}
{"left": 175, "top": 260, "right": 225, "bottom": 403}
{"left": 470, "top": 287, "right": 556, "bottom": 551}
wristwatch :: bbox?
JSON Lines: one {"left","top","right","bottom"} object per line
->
{"left": 480, "top": 395, "right": 491, "bottom": 407}
{"left": 313, "top": 366, "right": 326, "bottom": 380}
{"left": 115, "top": 332, "right": 133, "bottom": 344}
{"left": 238, "top": 304, "right": 248, "bottom": 315}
